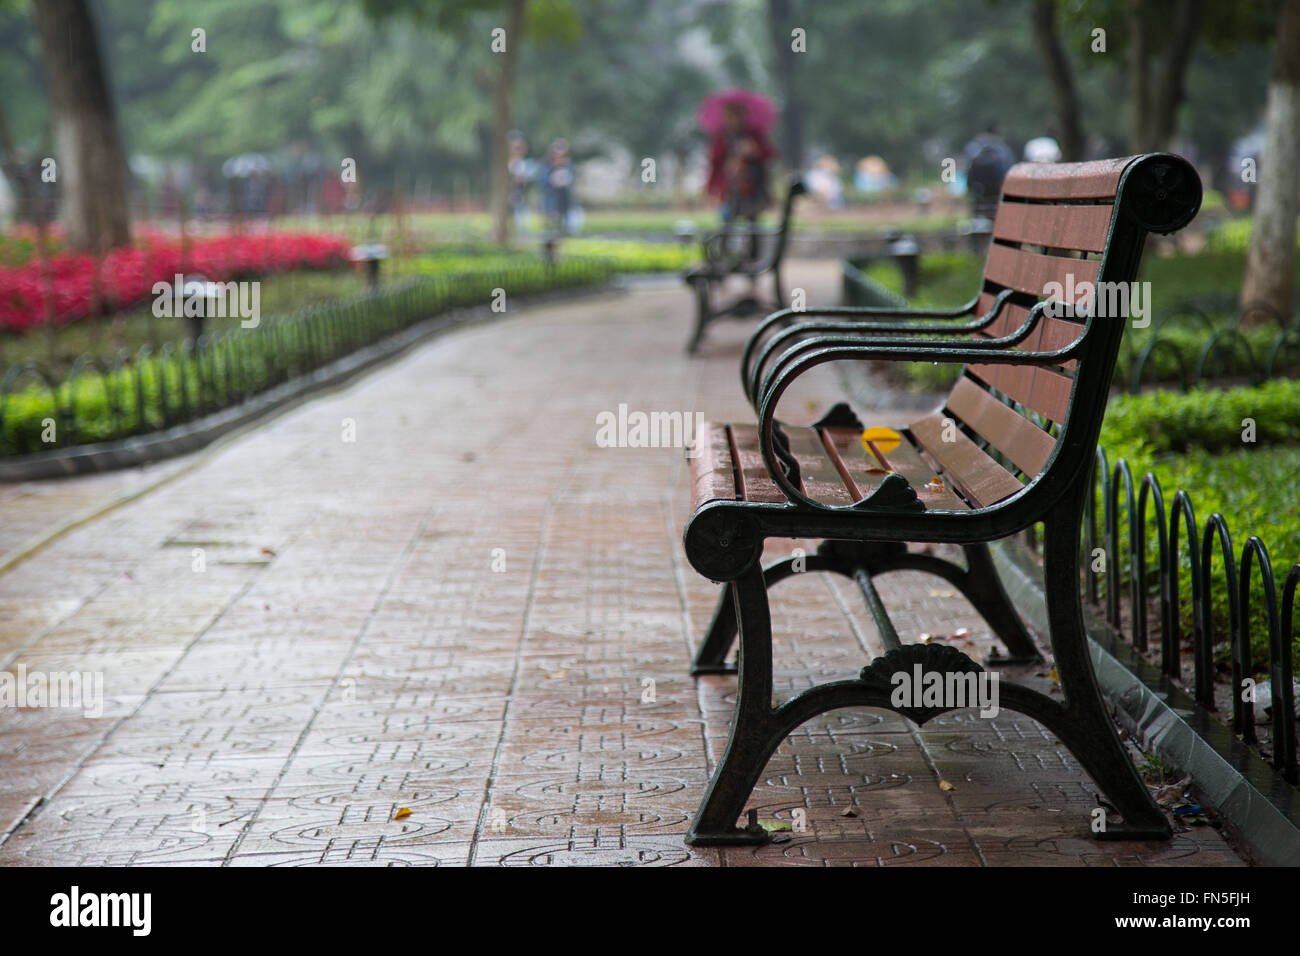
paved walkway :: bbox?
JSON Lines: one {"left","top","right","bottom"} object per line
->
{"left": 0, "top": 263, "right": 1244, "bottom": 866}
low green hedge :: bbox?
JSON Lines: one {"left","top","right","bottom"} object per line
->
{"left": 1097, "top": 383, "right": 1300, "bottom": 670}
{"left": 1100, "top": 379, "right": 1300, "bottom": 458}
{"left": 0, "top": 257, "right": 615, "bottom": 457}
{"left": 399, "top": 239, "right": 697, "bottom": 276}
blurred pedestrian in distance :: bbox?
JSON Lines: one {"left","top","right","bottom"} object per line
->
{"left": 541, "top": 138, "right": 578, "bottom": 237}
{"left": 806, "top": 155, "right": 844, "bottom": 208}
{"left": 706, "top": 101, "right": 776, "bottom": 261}
{"left": 1024, "top": 136, "right": 1062, "bottom": 163}
{"left": 507, "top": 131, "right": 537, "bottom": 235}
{"left": 854, "top": 155, "right": 897, "bottom": 194}
{"left": 963, "top": 125, "right": 1016, "bottom": 221}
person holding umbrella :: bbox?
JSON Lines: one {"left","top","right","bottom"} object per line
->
{"left": 699, "top": 90, "right": 778, "bottom": 264}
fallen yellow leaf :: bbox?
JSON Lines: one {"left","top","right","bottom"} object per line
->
{"left": 861, "top": 426, "right": 902, "bottom": 455}
{"left": 392, "top": 807, "right": 412, "bottom": 820}
{"left": 939, "top": 780, "right": 956, "bottom": 792}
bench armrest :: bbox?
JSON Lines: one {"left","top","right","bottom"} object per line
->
{"left": 753, "top": 323, "right": 1087, "bottom": 510}
{"left": 754, "top": 301, "right": 1084, "bottom": 420}
{"left": 699, "top": 225, "right": 781, "bottom": 269}
{"left": 762, "top": 301, "right": 982, "bottom": 323}
{"left": 742, "top": 290, "right": 1019, "bottom": 403}
{"left": 757, "top": 308, "right": 1085, "bottom": 416}
{"left": 747, "top": 321, "right": 1039, "bottom": 409}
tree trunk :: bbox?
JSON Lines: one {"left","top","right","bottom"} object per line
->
{"left": 767, "top": 0, "right": 804, "bottom": 171}
{"left": 1126, "top": 0, "right": 1150, "bottom": 153}
{"left": 1240, "top": 0, "right": 1300, "bottom": 324}
{"left": 489, "top": 0, "right": 527, "bottom": 246}
{"left": 1147, "top": 0, "right": 1204, "bottom": 150}
{"left": 29, "top": 0, "right": 131, "bottom": 251}
{"left": 1031, "top": 0, "right": 1085, "bottom": 161}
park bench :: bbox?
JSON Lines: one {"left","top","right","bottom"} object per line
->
{"left": 683, "top": 177, "right": 806, "bottom": 354}
{"left": 681, "top": 153, "right": 1202, "bottom": 846}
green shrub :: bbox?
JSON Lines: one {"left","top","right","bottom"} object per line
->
{"left": 1100, "top": 380, "right": 1300, "bottom": 458}
{"left": 1097, "top": 384, "right": 1300, "bottom": 670}
{"left": 0, "top": 258, "right": 615, "bottom": 457}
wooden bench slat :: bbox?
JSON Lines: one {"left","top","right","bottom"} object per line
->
{"left": 992, "top": 201, "right": 1113, "bottom": 253}
{"left": 974, "top": 301, "right": 1031, "bottom": 339}
{"left": 821, "top": 427, "right": 970, "bottom": 511}
{"left": 689, "top": 421, "right": 739, "bottom": 510}
{"left": 818, "top": 428, "right": 863, "bottom": 501}
{"left": 771, "top": 424, "right": 856, "bottom": 506}
{"left": 1024, "top": 315, "right": 1085, "bottom": 353}
{"left": 727, "top": 424, "right": 788, "bottom": 504}
{"left": 965, "top": 363, "right": 1073, "bottom": 423}
{"left": 908, "top": 414, "right": 1026, "bottom": 508}
{"left": 729, "top": 423, "right": 857, "bottom": 506}
{"left": 944, "top": 377, "right": 1056, "bottom": 478}
{"left": 984, "top": 242, "right": 1100, "bottom": 299}
{"left": 999, "top": 156, "right": 1133, "bottom": 201}
{"left": 973, "top": 305, "right": 1082, "bottom": 361}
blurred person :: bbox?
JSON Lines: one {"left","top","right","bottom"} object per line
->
{"left": 1024, "top": 135, "right": 1062, "bottom": 163}
{"left": 853, "top": 155, "right": 897, "bottom": 194}
{"left": 806, "top": 155, "right": 844, "bottom": 208}
{"left": 507, "top": 131, "right": 537, "bottom": 235}
{"left": 706, "top": 101, "right": 776, "bottom": 262}
{"left": 541, "top": 138, "right": 576, "bottom": 236}
{"left": 963, "top": 125, "right": 1015, "bottom": 221}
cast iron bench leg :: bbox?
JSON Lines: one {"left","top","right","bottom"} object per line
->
{"left": 687, "top": 563, "right": 785, "bottom": 845}
{"left": 958, "top": 543, "right": 1041, "bottom": 663}
{"left": 1037, "top": 514, "right": 1171, "bottom": 839}
{"left": 691, "top": 551, "right": 858, "bottom": 676}
{"left": 686, "top": 279, "right": 712, "bottom": 354}
{"left": 687, "top": 525, "right": 1169, "bottom": 844}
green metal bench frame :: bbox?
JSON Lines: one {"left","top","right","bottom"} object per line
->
{"left": 682, "top": 153, "right": 1202, "bottom": 846}
{"left": 683, "top": 178, "right": 807, "bottom": 354}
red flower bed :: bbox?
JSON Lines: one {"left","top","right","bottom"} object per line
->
{"left": 0, "top": 230, "right": 351, "bottom": 334}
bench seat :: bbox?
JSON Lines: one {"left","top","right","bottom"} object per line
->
{"left": 691, "top": 420, "right": 974, "bottom": 512}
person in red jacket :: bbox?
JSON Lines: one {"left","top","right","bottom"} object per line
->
{"left": 707, "top": 102, "right": 777, "bottom": 262}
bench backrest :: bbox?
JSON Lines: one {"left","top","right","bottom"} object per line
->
{"left": 921, "top": 154, "right": 1200, "bottom": 508}
{"left": 765, "top": 177, "right": 808, "bottom": 267}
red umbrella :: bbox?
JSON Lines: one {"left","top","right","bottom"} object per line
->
{"left": 696, "top": 88, "right": 779, "bottom": 136}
